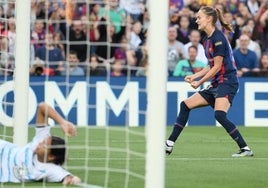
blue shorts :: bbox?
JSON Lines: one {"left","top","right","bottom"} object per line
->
{"left": 198, "top": 83, "right": 238, "bottom": 108}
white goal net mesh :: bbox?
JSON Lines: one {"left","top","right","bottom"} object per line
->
{"left": 0, "top": 0, "right": 158, "bottom": 188}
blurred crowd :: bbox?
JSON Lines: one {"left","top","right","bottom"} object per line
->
{"left": 0, "top": 0, "right": 267, "bottom": 77}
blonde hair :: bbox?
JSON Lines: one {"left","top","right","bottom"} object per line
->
{"left": 200, "top": 6, "right": 234, "bottom": 32}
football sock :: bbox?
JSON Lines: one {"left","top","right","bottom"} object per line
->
{"left": 215, "top": 110, "right": 247, "bottom": 148}
{"left": 242, "top": 146, "right": 250, "bottom": 150}
{"left": 166, "top": 140, "right": 174, "bottom": 146}
{"left": 168, "top": 101, "right": 190, "bottom": 142}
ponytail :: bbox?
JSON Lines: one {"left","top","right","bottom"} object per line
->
{"left": 215, "top": 8, "right": 234, "bottom": 32}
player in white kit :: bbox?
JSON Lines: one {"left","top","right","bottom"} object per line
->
{"left": 0, "top": 102, "right": 81, "bottom": 185}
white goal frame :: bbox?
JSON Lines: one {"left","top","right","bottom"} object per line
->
{"left": 11, "top": 0, "right": 169, "bottom": 186}
{"left": 145, "top": 1, "right": 168, "bottom": 188}
{"left": 13, "top": 0, "right": 31, "bottom": 146}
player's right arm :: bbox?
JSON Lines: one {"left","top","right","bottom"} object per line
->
{"left": 36, "top": 102, "right": 77, "bottom": 137}
{"left": 190, "top": 56, "right": 223, "bottom": 89}
{"left": 185, "top": 65, "right": 210, "bottom": 83}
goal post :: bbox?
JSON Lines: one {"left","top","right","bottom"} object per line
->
{"left": 0, "top": 0, "right": 170, "bottom": 186}
{"left": 145, "top": 0, "right": 169, "bottom": 188}
{"left": 13, "top": 0, "right": 31, "bottom": 146}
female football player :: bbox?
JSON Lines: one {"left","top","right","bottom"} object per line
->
{"left": 166, "top": 6, "right": 253, "bottom": 157}
{"left": 0, "top": 102, "right": 81, "bottom": 184}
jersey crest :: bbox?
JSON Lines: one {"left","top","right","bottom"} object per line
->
{"left": 13, "top": 163, "right": 29, "bottom": 182}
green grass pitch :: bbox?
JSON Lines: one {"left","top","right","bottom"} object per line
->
{"left": 1, "top": 126, "right": 268, "bottom": 188}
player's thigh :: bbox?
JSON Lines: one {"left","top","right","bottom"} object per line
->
{"left": 214, "top": 83, "right": 237, "bottom": 112}
{"left": 184, "top": 92, "right": 209, "bottom": 109}
{"left": 214, "top": 97, "right": 231, "bottom": 112}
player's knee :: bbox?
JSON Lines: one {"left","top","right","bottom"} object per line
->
{"left": 180, "top": 101, "right": 190, "bottom": 112}
{"left": 38, "top": 102, "right": 46, "bottom": 110}
{"left": 214, "top": 110, "right": 226, "bottom": 124}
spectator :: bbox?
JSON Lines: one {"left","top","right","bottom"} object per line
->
{"left": 31, "top": 59, "right": 58, "bottom": 78}
{"left": 0, "top": 21, "right": 6, "bottom": 37}
{"left": 114, "top": 37, "right": 128, "bottom": 63}
{"left": 235, "top": 25, "right": 261, "bottom": 60}
{"left": 226, "top": 0, "right": 239, "bottom": 15}
{"left": 35, "top": 0, "right": 47, "bottom": 19}
{"left": 246, "top": 0, "right": 259, "bottom": 16}
{"left": 230, "top": 14, "right": 246, "bottom": 49}
{"left": 35, "top": 33, "right": 64, "bottom": 72}
{"left": 30, "top": 0, "right": 49, "bottom": 28}
{"left": 213, "top": 3, "right": 227, "bottom": 14}
{"left": 60, "top": 19, "right": 88, "bottom": 62}
{"left": 135, "top": 60, "right": 148, "bottom": 77}
{"left": 0, "top": 5, "right": 4, "bottom": 18}
{"left": 233, "top": 34, "right": 260, "bottom": 77}
{"left": 0, "top": 54, "right": 14, "bottom": 76}
{"left": 94, "top": 17, "right": 126, "bottom": 61}
{"left": 120, "top": 0, "right": 145, "bottom": 22}
{"left": 47, "top": 2, "right": 63, "bottom": 33}
{"left": 0, "top": 34, "right": 9, "bottom": 75}
{"left": 245, "top": 18, "right": 262, "bottom": 45}
{"left": 127, "top": 20, "right": 143, "bottom": 67}
{"left": 140, "top": 8, "right": 150, "bottom": 34}
{"left": 167, "top": 26, "right": 186, "bottom": 76}
{"left": 30, "top": 40, "right": 35, "bottom": 66}
{"left": 89, "top": 3, "right": 101, "bottom": 54}
{"left": 98, "top": 0, "right": 126, "bottom": 34}
{"left": 86, "top": 54, "right": 107, "bottom": 76}
{"left": 30, "top": 0, "right": 38, "bottom": 26}
{"left": 237, "top": 2, "right": 252, "bottom": 20}
{"left": 169, "top": 0, "right": 184, "bottom": 13}
{"left": 187, "top": 0, "right": 201, "bottom": 15}
{"left": 4, "top": 2, "right": 15, "bottom": 18}
{"left": 258, "top": 52, "right": 268, "bottom": 76}
{"left": 176, "top": 15, "right": 191, "bottom": 44}
{"left": 68, "top": 1, "right": 83, "bottom": 20}
{"left": 128, "top": 21, "right": 143, "bottom": 51}
{"left": 255, "top": 0, "right": 268, "bottom": 23}
{"left": 31, "top": 19, "right": 46, "bottom": 50}
{"left": 259, "top": 4, "right": 268, "bottom": 52}
{"left": 53, "top": 32, "right": 66, "bottom": 59}
{"left": 80, "top": 15, "right": 89, "bottom": 35}
{"left": 110, "top": 58, "right": 125, "bottom": 77}
{"left": 135, "top": 46, "right": 148, "bottom": 77}
{"left": 173, "top": 45, "right": 206, "bottom": 77}
{"left": 171, "top": 6, "right": 197, "bottom": 30}
{"left": 223, "top": 11, "right": 235, "bottom": 46}
{"left": 58, "top": 51, "right": 85, "bottom": 76}
{"left": 6, "top": 16, "right": 16, "bottom": 54}
{"left": 169, "top": 10, "right": 180, "bottom": 26}
{"left": 184, "top": 29, "right": 207, "bottom": 64}
{"left": 30, "top": 59, "right": 46, "bottom": 76}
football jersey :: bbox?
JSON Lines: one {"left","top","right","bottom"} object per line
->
{"left": 203, "top": 29, "right": 238, "bottom": 86}
{"left": 0, "top": 126, "right": 70, "bottom": 182}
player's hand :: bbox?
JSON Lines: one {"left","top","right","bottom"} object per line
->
{"left": 63, "top": 175, "right": 81, "bottom": 185}
{"left": 184, "top": 75, "right": 194, "bottom": 83}
{"left": 190, "top": 81, "right": 200, "bottom": 89}
{"left": 60, "top": 120, "right": 77, "bottom": 137}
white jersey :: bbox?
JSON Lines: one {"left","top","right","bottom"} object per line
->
{"left": 0, "top": 126, "right": 70, "bottom": 183}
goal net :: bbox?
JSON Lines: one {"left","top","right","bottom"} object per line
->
{"left": 0, "top": 0, "right": 168, "bottom": 187}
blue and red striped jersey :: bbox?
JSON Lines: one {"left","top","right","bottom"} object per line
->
{"left": 203, "top": 29, "right": 238, "bottom": 86}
